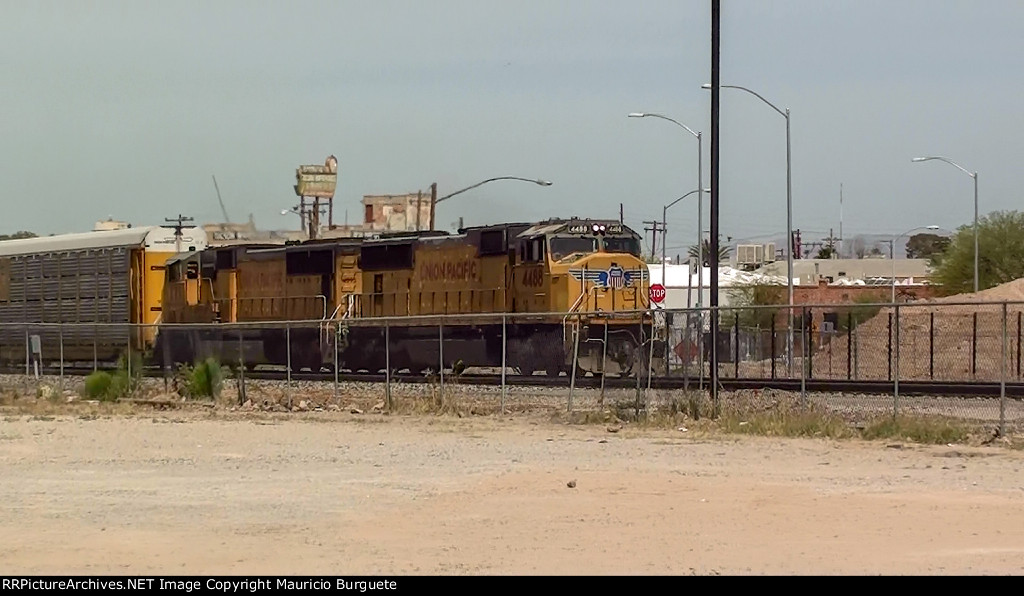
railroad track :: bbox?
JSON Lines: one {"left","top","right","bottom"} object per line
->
{"left": 9, "top": 365, "right": 1023, "bottom": 398}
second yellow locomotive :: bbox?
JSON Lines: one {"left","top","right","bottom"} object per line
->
{"left": 158, "top": 218, "right": 660, "bottom": 376}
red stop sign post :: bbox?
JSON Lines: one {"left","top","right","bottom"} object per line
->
{"left": 649, "top": 283, "right": 667, "bottom": 304}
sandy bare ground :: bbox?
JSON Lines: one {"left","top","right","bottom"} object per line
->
{"left": 1, "top": 406, "right": 1024, "bottom": 576}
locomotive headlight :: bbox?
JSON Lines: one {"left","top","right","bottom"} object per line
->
{"left": 592, "top": 224, "right": 599, "bottom": 233}
{"left": 599, "top": 225, "right": 606, "bottom": 232}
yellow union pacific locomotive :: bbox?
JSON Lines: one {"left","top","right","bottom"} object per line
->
{"left": 157, "top": 218, "right": 660, "bottom": 376}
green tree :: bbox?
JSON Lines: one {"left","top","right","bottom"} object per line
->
{"left": 815, "top": 245, "right": 836, "bottom": 259}
{"left": 0, "top": 231, "right": 36, "bottom": 241}
{"left": 687, "top": 237, "right": 731, "bottom": 266}
{"left": 905, "top": 233, "right": 951, "bottom": 260}
{"left": 725, "top": 282, "right": 786, "bottom": 329}
{"left": 932, "top": 210, "right": 1024, "bottom": 296}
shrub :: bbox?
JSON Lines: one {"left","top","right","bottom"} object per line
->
{"left": 83, "top": 371, "right": 116, "bottom": 401}
{"left": 179, "top": 358, "right": 224, "bottom": 399}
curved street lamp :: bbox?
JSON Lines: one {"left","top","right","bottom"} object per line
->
{"left": 661, "top": 188, "right": 712, "bottom": 303}
{"left": 628, "top": 112, "right": 704, "bottom": 308}
{"left": 912, "top": 156, "right": 979, "bottom": 293}
{"left": 704, "top": 83, "right": 793, "bottom": 370}
{"left": 429, "top": 177, "right": 552, "bottom": 230}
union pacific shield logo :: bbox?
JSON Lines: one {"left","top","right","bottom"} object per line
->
{"left": 569, "top": 266, "right": 649, "bottom": 289}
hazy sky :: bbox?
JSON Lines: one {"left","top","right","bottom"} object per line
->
{"left": 3, "top": 1, "right": 1023, "bottom": 256}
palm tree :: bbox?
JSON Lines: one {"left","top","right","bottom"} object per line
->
{"left": 687, "top": 237, "right": 731, "bottom": 266}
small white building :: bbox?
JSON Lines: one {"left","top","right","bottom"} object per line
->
{"left": 648, "top": 263, "right": 789, "bottom": 310}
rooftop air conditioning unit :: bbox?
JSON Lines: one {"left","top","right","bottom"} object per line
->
{"left": 736, "top": 244, "right": 764, "bottom": 266}
{"left": 763, "top": 242, "right": 777, "bottom": 263}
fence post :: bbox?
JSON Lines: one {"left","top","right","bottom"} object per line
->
{"left": 1000, "top": 302, "right": 1007, "bottom": 436}
{"left": 800, "top": 306, "right": 807, "bottom": 407}
{"left": 501, "top": 313, "right": 507, "bottom": 415}
{"left": 972, "top": 312, "right": 978, "bottom": 379}
{"left": 846, "top": 312, "right": 852, "bottom": 380}
{"left": 929, "top": 312, "right": 935, "bottom": 380}
{"left": 238, "top": 329, "right": 246, "bottom": 406}
{"left": 58, "top": 324, "right": 64, "bottom": 395}
{"left": 438, "top": 321, "right": 444, "bottom": 404}
{"left": 1017, "top": 311, "right": 1022, "bottom": 379}
{"left": 664, "top": 311, "right": 670, "bottom": 377}
{"left": 887, "top": 312, "right": 892, "bottom": 381}
{"left": 853, "top": 324, "right": 858, "bottom": 380}
{"left": 285, "top": 323, "right": 292, "bottom": 410}
{"left": 333, "top": 325, "right": 339, "bottom": 404}
{"left": 733, "top": 312, "right": 739, "bottom": 379}
{"left": 93, "top": 324, "right": 97, "bottom": 373}
{"left": 770, "top": 314, "right": 777, "bottom": 379}
{"left": 568, "top": 313, "right": 580, "bottom": 413}
{"left": 385, "top": 320, "right": 392, "bottom": 411}
{"left": 807, "top": 307, "right": 813, "bottom": 380}
{"left": 600, "top": 321, "right": 608, "bottom": 404}
{"left": 894, "top": 304, "right": 901, "bottom": 420}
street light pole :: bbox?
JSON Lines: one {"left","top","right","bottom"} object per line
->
{"left": 429, "top": 177, "right": 552, "bottom": 231}
{"left": 912, "top": 156, "right": 979, "bottom": 293}
{"left": 703, "top": 83, "right": 793, "bottom": 370}
{"left": 660, "top": 188, "right": 711, "bottom": 295}
{"left": 628, "top": 113, "right": 703, "bottom": 308}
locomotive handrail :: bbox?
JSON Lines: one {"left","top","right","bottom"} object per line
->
{"left": 562, "top": 291, "right": 588, "bottom": 343}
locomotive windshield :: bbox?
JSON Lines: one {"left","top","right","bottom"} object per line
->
{"left": 602, "top": 236, "right": 641, "bottom": 257}
{"left": 549, "top": 236, "right": 598, "bottom": 262}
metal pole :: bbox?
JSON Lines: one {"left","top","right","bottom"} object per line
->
{"left": 929, "top": 312, "right": 935, "bottom": 380}
{"left": 438, "top": 322, "right": 444, "bottom": 401}
{"left": 972, "top": 312, "right": 978, "bottom": 379}
{"left": 733, "top": 312, "right": 739, "bottom": 378}
{"left": 93, "top": 324, "right": 97, "bottom": 372}
{"left": 887, "top": 313, "right": 893, "bottom": 381}
{"left": 973, "top": 174, "right": 979, "bottom": 294}
{"left": 501, "top": 314, "right": 507, "bottom": 415}
{"left": 697, "top": 132, "right": 703, "bottom": 313}
{"left": 568, "top": 314, "right": 580, "bottom": 413}
{"left": 846, "top": 312, "right": 852, "bottom": 380}
{"left": 600, "top": 322, "right": 608, "bottom": 404}
{"left": 285, "top": 324, "right": 292, "bottom": 409}
{"left": 894, "top": 304, "right": 900, "bottom": 419}
{"left": 385, "top": 321, "right": 392, "bottom": 411}
{"left": 238, "top": 329, "right": 246, "bottom": 406}
{"left": 1017, "top": 311, "right": 1021, "bottom": 379}
{"left": 785, "top": 109, "right": 794, "bottom": 377}
{"left": 1000, "top": 302, "right": 1007, "bottom": 436}
{"left": 59, "top": 324, "right": 64, "bottom": 394}
{"left": 770, "top": 315, "right": 776, "bottom": 379}
{"left": 799, "top": 306, "right": 806, "bottom": 407}
{"left": 333, "top": 326, "right": 339, "bottom": 403}
{"left": 661, "top": 205, "right": 667, "bottom": 291}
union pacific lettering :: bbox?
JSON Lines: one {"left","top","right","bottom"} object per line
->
{"left": 420, "top": 260, "right": 479, "bottom": 282}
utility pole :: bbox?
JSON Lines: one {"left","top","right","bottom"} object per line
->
{"left": 429, "top": 183, "right": 438, "bottom": 231}
{"left": 822, "top": 228, "right": 841, "bottom": 258}
{"left": 710, "top": 0, "right": 721, "bottom": 415}
{"left": 839, "top": 183, "right": 844, "bottom": 258}
{"left": 643, "top": 220, "right": 665, "bottom": 261}
{"left": 163, "top": 214, "right": 194, "bottom": 254}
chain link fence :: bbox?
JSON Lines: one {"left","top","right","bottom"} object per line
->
{"left": 1, "top": 301, "right": 1022, "bottom": 433}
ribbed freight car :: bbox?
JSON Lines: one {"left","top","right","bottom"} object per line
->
{"left": 0, "top": 226, "right": 207, "bottom": 367}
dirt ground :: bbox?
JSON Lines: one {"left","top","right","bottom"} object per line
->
{"left": 1, "top": 405, "right": 1024, "bottom": 576}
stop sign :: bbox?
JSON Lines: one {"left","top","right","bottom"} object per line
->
{"left": 649, "top": 283, "right": 667, "bottom": 304}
